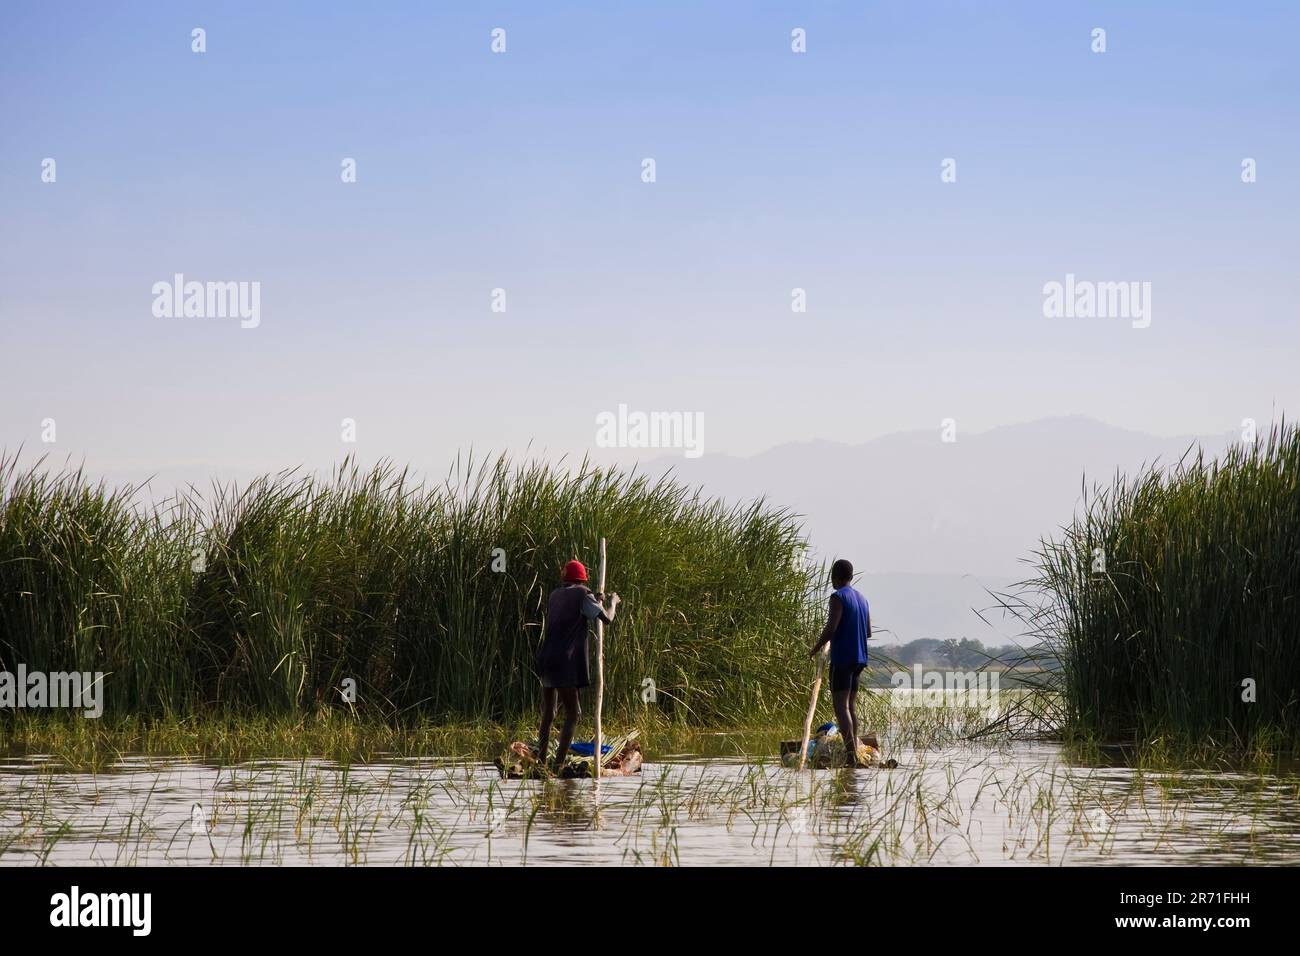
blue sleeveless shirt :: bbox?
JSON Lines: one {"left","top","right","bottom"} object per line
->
{"left": 831, "top": 585, "right": 870, "bottom": 667}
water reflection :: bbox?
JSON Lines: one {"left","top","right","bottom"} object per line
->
{"left": 1, "top": 743, "right": 1298, "bottom": 866}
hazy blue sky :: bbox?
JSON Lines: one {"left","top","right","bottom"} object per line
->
{"left": 3, "top": 1, "right": 1297, "bottom": 479}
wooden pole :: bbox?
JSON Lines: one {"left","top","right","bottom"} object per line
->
{"left": 594, "top": 537, "right": 607, "bottom": 782}
{"left": 797, "top": 650, "right": 827, "bottom": 771}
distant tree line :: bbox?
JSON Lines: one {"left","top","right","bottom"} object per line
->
{"left": 867, "top": 638, "right": 1059, "bottom": 680}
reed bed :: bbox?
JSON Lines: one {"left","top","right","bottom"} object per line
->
{"left": 1027, "top": 422, "right": 1300, "bottom": 749}
{"left": 0, "top": 453, "right": 820, "bottom": 726}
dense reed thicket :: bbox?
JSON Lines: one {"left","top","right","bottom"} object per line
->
{"left": 0, "top": 454, "right": 820, "bottom": 724}
{"left": 1031, "top": 423, "right": 1300, "bottom": 747}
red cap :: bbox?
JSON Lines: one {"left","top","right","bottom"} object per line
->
{"left": 563, "top": 560, "right": 588, "bottom": 582}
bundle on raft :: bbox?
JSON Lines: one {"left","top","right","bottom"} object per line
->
{"left": 780, "top": 724, "right": 899, "bottom": 769}
{"left": 495, "top": 730, "right": 643, "bottom": 779}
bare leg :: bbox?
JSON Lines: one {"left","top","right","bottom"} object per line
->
{"left": 553, "top": 688, "right": 581, "bottom": 770}
{"left": 833, "top": 687, "right": 857, "bottom": 767}
{"left": 847, "top": 667, "right": 863, "bottom": 760}
{"left": 537, "top": 686, "right": 557, "bottom": 769}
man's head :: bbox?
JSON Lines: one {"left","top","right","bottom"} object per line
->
{"left": 562, "top": 560, "right": 588, "bottom": 584}
{"left": 830, "top": 558, "right": 854, "bottom": 588}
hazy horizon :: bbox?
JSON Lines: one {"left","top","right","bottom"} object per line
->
{"left": 4, "top": 2, "right": 1298, "bottom": 471}
{"left": 4, "top": 3, "right": 1297, "bottom": 643}
{"left": 0, "top": 414, "right": 1254, "bottom": 648}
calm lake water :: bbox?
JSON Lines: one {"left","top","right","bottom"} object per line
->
{"left": 3, "top": 741, "right": 1298, "bottom": 866}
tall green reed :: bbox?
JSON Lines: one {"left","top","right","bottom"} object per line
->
{"left": 0, "top": 453, "right": 820, "bottom": 725}
{"left": 1028, "top": 422, "right": 1300, "bottom": 747}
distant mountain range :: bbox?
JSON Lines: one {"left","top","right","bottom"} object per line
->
{"left": 644, "top": 416, "right": 1236, "bottom": 645}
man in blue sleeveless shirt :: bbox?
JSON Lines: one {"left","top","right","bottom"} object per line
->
{"left": 809, "top": 558, "right": 871, "bottom": 767}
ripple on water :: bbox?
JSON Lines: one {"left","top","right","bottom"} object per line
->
{"left": 2, "top": 743, "right": 1299, "bottom": 866}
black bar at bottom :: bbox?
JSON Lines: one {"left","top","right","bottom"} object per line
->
{"left": 0, "top": 865, "right": 1274, "bottom": 941}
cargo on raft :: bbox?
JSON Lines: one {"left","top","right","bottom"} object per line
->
{"left": 496, "top": 730, "right": 643, "bottom": 779}
{"left": 780, "top": 724, "right": 899, "bottom": 769}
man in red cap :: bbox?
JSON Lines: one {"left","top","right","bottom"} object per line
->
{"left": 535, "top": 559, "right": 621, "bottom": 772}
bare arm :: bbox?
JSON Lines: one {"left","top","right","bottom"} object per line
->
{"left": 809, "top": 594, "right": 842, "bottom": 658}
{"left": 594, "top": 592, "right": 621, "bottom": 624}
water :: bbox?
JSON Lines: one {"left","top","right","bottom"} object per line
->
{"left": 3, "top": 742, "right": 1298, "bottom": 865}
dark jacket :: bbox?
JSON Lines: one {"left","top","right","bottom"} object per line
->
{"left": 537, "top": 584, "right": 597, "bottom": 688}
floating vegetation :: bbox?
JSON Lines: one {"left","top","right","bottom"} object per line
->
{"left": 3, "top": 744, "right": 1298, "bottom": 867}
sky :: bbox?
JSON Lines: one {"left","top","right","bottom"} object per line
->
{"left": 2, "top": 1, "right": 1298, "bottom": 483}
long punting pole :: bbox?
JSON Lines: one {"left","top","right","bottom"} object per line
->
{"left": 594, "top": 537, "right": 607, "bottom": 782}
{"left": 797, "top": 651, "right": 826, "bottom": 771}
